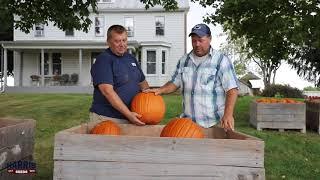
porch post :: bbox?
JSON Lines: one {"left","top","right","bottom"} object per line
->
{"left": 3, "top": 48, "right": 7, "bottom": 90}
{"left": 41, "top": 49, "right": 45, "bottom": 86}
{"left": 79, "top": 49, "right": 82, "bottom": 86}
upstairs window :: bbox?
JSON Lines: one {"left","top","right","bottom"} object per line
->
{"left": 155, "top": 16, "right": 165, "bottom": 36}
{"left": 65, "top": 29, "right": 74, "bottom": 36}
{"left": 95, "top": 17, "right": 104, "bottom": 37}
{"left": 97, "top": 0, "right": 114, "bottom": 3}
{"left": 124, "top": 17, "right": 134, "bottom": 37}
{"left": 35, "top": 24, "right": 44, "bottom": 37}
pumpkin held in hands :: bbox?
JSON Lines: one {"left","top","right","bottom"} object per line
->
{"left": 131, "top": 92, "right": 166, "bottom": 125}
{"left": 160, "top": 118, "right": 204, "bottom": 138}
{"left": 90, "top": 120, "right": 121, "bottom": 135}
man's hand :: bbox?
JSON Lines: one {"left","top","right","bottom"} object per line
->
{"left": 143, "top": 88, "right": 162, "bottom": 95}
{"left": 127, "top": 112, "right": 145, "bottom": 126}
{"left": 220, "top": 115, "right": 234, "bottom": 131}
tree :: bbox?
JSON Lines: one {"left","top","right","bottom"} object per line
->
{"left": 220, "top": 37, "right": 251, "bottom": 77}
{"left": 0, "top": 0, "right": 98, "bottom": 33}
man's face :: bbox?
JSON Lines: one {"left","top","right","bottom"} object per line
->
{"left": 108, "top": 31, "right": 128, "bottom": 56}
{"left": 191, "top": 35, "right": 211, "bottom": 57}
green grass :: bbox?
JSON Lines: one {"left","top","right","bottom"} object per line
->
{"left": 0, "top": 94, "right": 319, "bottom": 180}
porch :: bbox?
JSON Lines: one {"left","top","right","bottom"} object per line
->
{"left": 5, "top": 86, "right": 94, "bottom": 94}
{"left": 0, "top": 40, "right": 139, "bottom": 92}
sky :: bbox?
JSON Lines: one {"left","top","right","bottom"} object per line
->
{"left": 186, "top": 1, "right": 314, "bottom": 90}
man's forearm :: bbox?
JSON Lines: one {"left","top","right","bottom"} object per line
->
{"left": 139, "top": 80, "right": 150, "bottom": 91}
{"left": 224, "top": 88, "right": 238, "bottom": 117}
{"left": 99, "top": 84, "right": 132, "bottom": 118}
{"left": 159, "top": 82, "right": 179, "bottom": 94}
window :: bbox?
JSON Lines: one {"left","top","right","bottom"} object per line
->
{"left": 52, "top": 53, "right": 62, "bottom": 75}
{"left": 161, "top": 51, "right": 166, "bottom": 74}
{"left": 35, "top": 24, "right": 44, "bottom": 37}
{"left": 147, "top": 50, "right": 156, "bottom": 74}
{"left": 39, "top": 53, "right": 49, "bottom": 75}
{"left": 95, "top": 17, "right": 104, "bottom": 36}
{"left": 65, "top": 29, "right": 74, "bottom": 36}
{"left": 97, "top": 0, "right": 114, "bottom": 3}
{"left": 155, "top": 16, "right": 165, "bottom": 36}
{"left": 124, "top": 17, "right": 134, "bottom": 37}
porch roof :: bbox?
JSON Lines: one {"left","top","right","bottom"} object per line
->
{"left": 0, "top": 40, "right": 139, "bottom": 50}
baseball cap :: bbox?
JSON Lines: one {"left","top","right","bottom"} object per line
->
{"left": 188, "top": 23, "right": 211, "bottom": 37}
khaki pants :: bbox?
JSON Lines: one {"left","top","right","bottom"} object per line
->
{"left": 89, "top": 112, "right": 130, "bottom": 124}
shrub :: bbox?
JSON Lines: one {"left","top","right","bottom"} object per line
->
{"left": 261, "top": 84, "right": 304, "bottom": 98}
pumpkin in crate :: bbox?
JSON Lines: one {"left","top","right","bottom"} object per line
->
{"left": 131, "top": 92, "right": 166, "bottom": 125}
{"left": 160, "top": 118, "right": 204, "bottom": 138}
{"left": 90, "top": 120, "right": 121, "bottom": 135}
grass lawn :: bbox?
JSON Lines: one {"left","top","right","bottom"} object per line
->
{"left": 0, "top": 93, "right": 319, "bottom": 180}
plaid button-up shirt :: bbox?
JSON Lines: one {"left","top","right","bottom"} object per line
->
{"left": 170, "top": 48, "right": 239, "bottom": 128}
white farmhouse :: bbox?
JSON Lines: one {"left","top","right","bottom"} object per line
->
{"left": 0, "top": 0, "right": 189, "bottom": 93}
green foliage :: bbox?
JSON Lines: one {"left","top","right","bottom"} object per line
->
{"left": 261, "top": 84, "right": 304, "bottom": 98}
{"left": 303, "top": 86, "right": 320, "bottom": 91}
{"left": 0, "top": 0, "right": 98, "bottom": 33}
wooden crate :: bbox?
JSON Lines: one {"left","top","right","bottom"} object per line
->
{"left": 306, "top": 101, "right": 320, "bottom": 134}
{"left": 54, "top": 119, "right": 265, "bottom": 180}
{"left": 250, "top": 101, "right": 306, "bottom": 133}
{"left": 0, "top": 118, "right": 36, "bottom": 180}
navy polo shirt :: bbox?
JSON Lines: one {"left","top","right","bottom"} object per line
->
{"left": 90, "top": 48, "right": 145, "bottom": 119}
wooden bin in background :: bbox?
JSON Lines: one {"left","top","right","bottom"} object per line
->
{"left": 250, "top": 101, "right": 306, "bottom": 133}
{"left": 306, "top": 101, "right": 320, "bottom": 134}
{"left": 0, "top": 118, "right": 36, "bottom": 180}
{"left": 54, "top": 119, "right": 265, "bottom": 180}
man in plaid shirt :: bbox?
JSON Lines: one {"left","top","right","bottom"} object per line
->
{"left": 147, "top": 24, "right": 239, "bottom": 130}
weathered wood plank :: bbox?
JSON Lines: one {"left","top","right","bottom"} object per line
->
{"left": 256, "top": 114, "right": 305, "bottom": 122}
{"left": 306, "top": 101, "right": 320, "bottom": 134}
{"left": 54, "top": 161, "right": 265, "bottom": 180}
{"left": 54, "top": 132, "right": 264, "bottom": 168}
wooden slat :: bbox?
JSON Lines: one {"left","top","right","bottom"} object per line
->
{"left": 54, "top": 133, "right": 264, "bottom": 168}
{"left": 54, "top": 161, "right": 265, "bottom": 180}
{"left": 255, "top": 121, "right": 305, "bottom": 129}
{"left": 256, "top": 105, "right": 305, "bottom": 115}
{"left": 256, "top": 114, "right": 305, "bottom": 122}
{"left": 306, "top": 101, "right": 320, "bottom": 134}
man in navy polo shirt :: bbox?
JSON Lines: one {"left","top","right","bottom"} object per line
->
{"left": 90, "top": 25, "right": 149, "bottom": 125}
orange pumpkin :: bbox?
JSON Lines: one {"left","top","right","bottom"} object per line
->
{"left": 131, "top": 92, "right": 166, "bottom": 125}
{"left": 90, "top": 120, "right": 121, "bottom": 135}
{"left": 256, "top": 98, "right": 301, "bottom": 104}
{"left": 160, "top": 118, "right": 204, "bottom": 138}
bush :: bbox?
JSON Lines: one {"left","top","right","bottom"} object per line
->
{"left": 261, "top": 84, "right": 304, "bottom": 98}
{"left": 303, "top": 86, "right": 320, "bottom": 91}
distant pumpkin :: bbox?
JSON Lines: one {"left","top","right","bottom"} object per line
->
{"left": 90, "top": 120, "right": 121, "bottom": 135}
{"left": 131, "top": 92, "right": 166, "bottom": 125}
{"left": 160, "top": 118, "right": 204, "bottom": 138}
